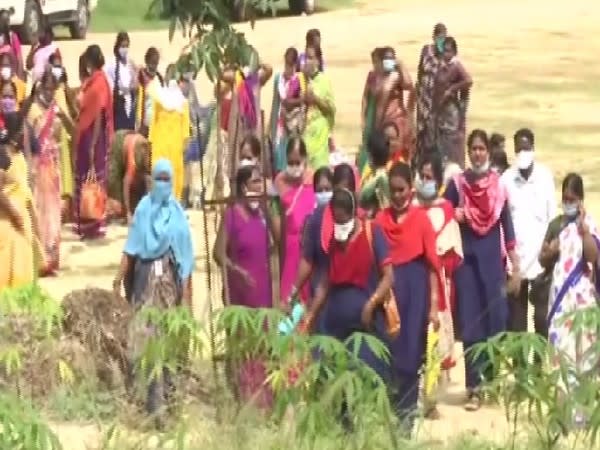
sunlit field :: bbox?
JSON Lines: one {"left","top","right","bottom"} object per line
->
{"left": 26, "top": 0, "right": 600, "bottom": 447}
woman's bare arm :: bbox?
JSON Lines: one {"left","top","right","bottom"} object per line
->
{"left": 258, "top": 63, "right": 273, "bottom": 86}
{"left": 448, "top": 61, "right": 473, "bottom": 95}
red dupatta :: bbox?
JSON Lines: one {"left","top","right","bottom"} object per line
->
{"left": 75, "top": 69, "right": 113, "bottom": 148}
{"left": 454, "top": 170, "right": 507, "bottom": 236}
{"left": 375, "top": 206, "right": 444, "bottom": 304}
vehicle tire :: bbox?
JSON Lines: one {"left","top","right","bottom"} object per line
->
{"left": 231, "top": 0, "right": 248, "bottom": 22}
{"left": 304, "top": 0, "right": 315, "bottom": 14}
{"left": 289, "top": 0, "right": 303, "bottom": 15}
{"left": 69, "top": 0, "right": 89, "bottom": 40}
{"left": 18, "top": 0, "right": 41, "bottom": 45}
{"left": 289, "top": 0, "right": 314, "bottom": 15}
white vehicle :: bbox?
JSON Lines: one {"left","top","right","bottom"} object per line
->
{"left": 0, "top": 0, "right": 94, "bottom": 44}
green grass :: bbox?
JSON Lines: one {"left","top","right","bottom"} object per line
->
{"left": 90, "top": 0, "right": 168, "bottom": 33}
{"left": 89, "top": 0, "right": 356, "bottom": 33}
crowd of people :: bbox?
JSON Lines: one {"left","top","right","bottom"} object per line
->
{"left": 0, "top": 12, "right": 597, "bottom": 431}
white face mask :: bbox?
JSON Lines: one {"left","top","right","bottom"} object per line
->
{"left": 334, "top": 219, "right": 355, "bottom": 242}
{"left": 516, "top": 150, "right": 534, "bottom": 170}
{"left": 51, "top": 66, "right": 63, "bottom": 81}
{"left": 0, "top": 66, "right": 10, "bottom": 80}
{"left": 315, "top": 191, "right": 332, "bottom": 206}
{"left": 246, "top": 190, "right": 261, "bottom": 210}
{"left": 471, "top": 160, "right": 490, "bottom": 175}
{"left": 239, "top": 158, "right": 257, "bottom": 168}
{"left": 286, "top": 163, "right": 304, "bottom": 179}
{"left": 118, "top": 47, "right": 129, "bottom": 60}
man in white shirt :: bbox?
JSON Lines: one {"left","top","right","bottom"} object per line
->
{"left": 501, "top": 128, "right": 557, "bottom": 339}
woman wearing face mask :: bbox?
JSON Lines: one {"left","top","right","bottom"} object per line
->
{"left": 25, "top": 70, "right": 73, "bottom": 275}
{"left": 0, "top": 79, "right": 18, "bottom": 120}
{"left": 414, "top": 153, "right": 463, "bottom": 419}
{"left": 274, "top": 137, "right": 315, "bottom": 304}
{"left": 416, "top": 23, "right": 447, "bottom": 159}
{"left": 302, "top": 44, "right": 335, "bottom": 170}
{"left": 539, "top": 173, "right": 600, "bottom": 412}
{"left": 359, "top": 130, "right": 393, "bottom": 217}
{"left": 432, "top": 37, "right": 472, "bottom": 169}
{"left": 113, "top": 158, "right": 194, "bottom": 422}
{"left": 443, "top": 129, "right": 519, "bottom": 411}
{"left": 26, "top": 26, "right": 58, "bottom": 83}
{"left": 373, "top": 46, "right": 416, "bottom": 165}
{"left": 136, "top": 47, "right": 164, "bottom": 138}
{"left": 291, "top": 164, "right": 356, "bottom": 316}
{"left": 356, "top": 47, "right": 382, "bottom": 174}
{"left": 0, "top": 9, "right": 23, "bottom": 80}
{"left": 239, "top": 134, "right": 261, "bottom": 168}
{"left": 212, "top": 164, "right": 276, "bottom": 409}
{"left": 0, "top": 53, "right": 24, "bottom": 106}
{"left": 270, "top": 47, "right": 307, "bottom": 173}
{"left": 305, "top": 187, "right": 393, "bottom": 367}
{"left": 105, "top": 32, "right": 138, "bottom": 132}
{"left": 74, "top": 45, "right": 113, "bottom": 239}
{"left": 373, "top": 161, "right": 441, "bottom": 430}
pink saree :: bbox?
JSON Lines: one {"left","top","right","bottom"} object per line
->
{"left": 276, "top": 172, "right": 316, "bottom": 304}
{"left": 31, "top": 102, "right": 62, "bottom": 273}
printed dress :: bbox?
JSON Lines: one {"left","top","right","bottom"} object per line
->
{"left": 548, "top": 215, "right": 600, "bottom": 388}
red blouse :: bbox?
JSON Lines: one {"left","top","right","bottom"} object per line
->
{"left": 328, "top": 222, "right": 376, "bottom": 289}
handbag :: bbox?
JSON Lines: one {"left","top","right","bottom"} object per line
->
{"left": 365, "top": 220, "right": 401, "bottom": 339}
{"left": 79, "top": 169, "right": 107, "bottom": 221}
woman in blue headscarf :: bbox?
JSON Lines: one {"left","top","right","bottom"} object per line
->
{"left": 112, "top": 158, "right": 194, "bottom": 420}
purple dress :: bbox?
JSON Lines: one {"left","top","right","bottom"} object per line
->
{"left": 223, "top": 203, "right": 273, "bottom": 409}
{"left": 224, "top": 204, "right": 272, "bottom": 308}
{"left": 444, "top": 178, "right": 515, "bottom": 389}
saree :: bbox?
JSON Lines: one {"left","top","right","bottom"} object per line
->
{"left": 107, "top": 131, "right": 148, "bottom": 216}
{"left": 275, "top": 171, "right": 315, "bottom": 303}
{"left": 303, "top": 72, "right": 335, "bottom": 170}
{"left": 227, "top": 70, "right": 264, "bottom": 181}
{"left": 55, "top": 84, "right": 74, "bottom": 198}
{"left": 421, "top": 199, "right": 463, "bottom": 370}
{"left": 357, "top": 72, "right": 377, "bottom": 174}
{"left": 270, "top": 72, "right": 306, "bottom": 173}
{"left": 416, "top": 44, "right": 442, "bottom": 157}
{"left": 0, "top": 152, "right": 38, "bottom": 289}
{"left": 548, "top": 216, "right": 600, "bottom": 390}
{"left": 29, "top": 101, "right": 62, "bottom": 272}
{"left": 359, "top": 160, "right": 393, "bottom": 215}
{"left": 432, "top": 60, "right": 469, "bottom": 168}
{"left": 74, "top": 69, "right": 113, "bottom": 238}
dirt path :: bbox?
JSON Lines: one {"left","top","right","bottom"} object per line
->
{"left": 41, "top": 0, "right": 599, "bottom": 447}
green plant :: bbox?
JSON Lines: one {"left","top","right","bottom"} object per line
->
{"left": 0, "top": 391, "right": 62, "bottom": 450}
{"left": 215, "top": 305, "right": 400, "bottom": 447}
{"left": 470, "top": 307, "right": 600, "bottom": 450}
{"left": 0, "top": 285, "right": 66, "bottom": 397}
{"left": 135, "top": 305, "right": 204, "bottom": 385}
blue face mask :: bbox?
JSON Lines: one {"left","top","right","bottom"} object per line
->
{"left": 152, "top": 180, "right": 172, "bottom": 203}
{"left": 435, "top": 37, "right": 445, "bottom": 53}
{"left": 315, "top": 191, "right": 333, "bottom": 206}
{"left": 417, "top": 179, "right": 437, "bottom": 200}
{"left": 563, "top": 202, "right": 578, "bottom": 218}
{"left": 382, "top": 58, "right": 396, "bottom": 73}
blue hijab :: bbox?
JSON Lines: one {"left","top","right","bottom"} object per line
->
{"left": 124, "top": 159, "right": 194, "bottom": 279}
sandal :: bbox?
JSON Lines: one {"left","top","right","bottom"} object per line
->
{"left": 464, "top": 392, "right": 481, "bottom": 412}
